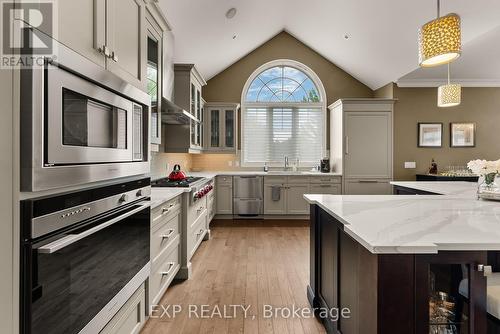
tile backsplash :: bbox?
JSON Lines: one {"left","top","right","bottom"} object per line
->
{"left": 150, "top": 152, "right": 192, "bottom": 180}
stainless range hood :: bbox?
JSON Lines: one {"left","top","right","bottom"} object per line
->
{"left": 161, "top": 98, "right": 198, "bottom": 125}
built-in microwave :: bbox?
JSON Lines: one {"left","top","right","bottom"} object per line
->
{"left": 21, "top": 40, "right": 150, "bottom": 192}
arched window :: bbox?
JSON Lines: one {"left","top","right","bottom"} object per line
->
{"left": 241, "top": 60, "right": 327, "bottom": 167}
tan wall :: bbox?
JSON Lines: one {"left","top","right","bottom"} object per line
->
{"left": 194, "top": 31, "right": 372, "bottom": 171}
{"left": 374, "top": 83, "right": 394, "bottom": 99}
{"left": 393, "top": 86, "right": 500, "bottom": 180}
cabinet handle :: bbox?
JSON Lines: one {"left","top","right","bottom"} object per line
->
{"left": 345, "top": 136, "right": 349, "bottom": 155}
{"left": 319, "top": 185, "right": 332, "bottom": 188}
{"left": 98, "top": 45, "right": 110, "bottom": 57}
{"left": 358, "top": 180, "right": 379, "bottom": 183}
{"left": 110, "top": 51, "right": 118, "bottom": 62}
{"left": 161, "top": 203, "right": 175, "bottom": 215}
{"left": 161, "top": 229, "right": 175, "bottom": 240}
{"left": 161, "top": 262, "right": 175, "bottom": 277}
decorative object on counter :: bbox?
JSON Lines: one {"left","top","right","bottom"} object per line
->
{"left": 467, "top": 159, "right": 500, "bottom": 201}
{"left": 438, "top": 64, "right": 461, "bottom": 108}
{"left": 428, "top": 159, "right": 438, "bottom": 174}
{"left": 450, "top": 123, "right": 475, "bottom": 147}
{"left": 418, "top": 123, "right": 443, "bottom": 147}
{"left": 418, "top": 0, "right": 461, "bottom": 67}
{"left": 168, "top": 164, "right": 188, "bottom": 181}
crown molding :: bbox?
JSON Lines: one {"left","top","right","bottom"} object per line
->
{"left": 396, "top": 78, "right": 500, "bottom": 88}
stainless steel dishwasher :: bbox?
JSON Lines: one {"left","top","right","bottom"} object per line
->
{"left": 233, "top": 176, "right": 264, "bottom": 218}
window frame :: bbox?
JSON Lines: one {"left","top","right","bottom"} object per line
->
{"left": 240, "top": 59, "right": 327, "bottom": 167}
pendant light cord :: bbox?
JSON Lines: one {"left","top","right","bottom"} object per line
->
{"left": 447, "top": 64, "right": 451, "bottom": 85}
{"left": 437, "top": 0, "right": 441, "bottom": 18}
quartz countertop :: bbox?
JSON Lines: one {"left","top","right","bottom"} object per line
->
{"left": 304, "top": 185, "right": 500, "bottom": 254}
{"left": 150, "top": 188, "right": 187, "bottom": 209}
{"left": 391, "top": 181, "right": 477, "bottom": 197}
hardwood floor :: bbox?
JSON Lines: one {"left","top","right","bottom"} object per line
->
{"left": 142, "top": 220, "right": 326, "bottom": 334}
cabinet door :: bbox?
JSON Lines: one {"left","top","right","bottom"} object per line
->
{"left": 106, "top": 0, "right": 146, "bottom": 90}
{"left": 224, "top": 109, "right": 235, "bottom": 149}
{"left": 286, "top": 184, "right": 310, "bottom": 215}
{"left": 415, "top": 252, "right": 487, "bottom": 334}
{"left": 55, "top": 0, "right": 106, "bottom": 67}
{"left": 344, "top": 112, "right": 392, "bottom": 179}
{"left": 209, "top": 109, "right": 221, "bottom": 148}
{"left": 146, "top": 14, "right": 163, "bottom": 145}
{"left": 310, "top": 184, "right": 341, "bottom": 195}
{"left": 264, "top": 184, "right": 286, "bottom": 215}
{"left": 344, "top": 179, "right": 392, "bottom": 195}
{"left": 216, "top": 184, "right": 233, "bottom": 215}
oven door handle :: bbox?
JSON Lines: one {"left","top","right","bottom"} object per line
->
{"left": 38, "top": 201, "right": 151, "bottom": 254}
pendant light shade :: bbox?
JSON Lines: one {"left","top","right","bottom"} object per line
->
{"left": 438, "top": 64, "right": 461, "bottom": 107}
{"left": 418, "top": 1, "right": 462, "bottom": 67}
{"left": 438, "top": 83, "right": 461, "bottom": 107}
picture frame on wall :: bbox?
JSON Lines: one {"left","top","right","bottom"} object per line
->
{"left": 450, "top": 123, "right": 476, "bottom": 147}
{"left": 418, "top": 123, "right": 443, "bottom": 148}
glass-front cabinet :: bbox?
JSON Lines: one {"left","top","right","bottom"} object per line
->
{"left": 415, "top": 252, "right": 487, "bottom": 334}
{"left": 204, "top": 103, "right": 239, "bottom": 152}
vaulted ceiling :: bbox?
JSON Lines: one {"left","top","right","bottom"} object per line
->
{"left": 158, "top": 0, "right": 500, "bottom": 90}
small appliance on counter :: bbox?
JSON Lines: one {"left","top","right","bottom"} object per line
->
{"left": 320, "top": 158, "right": 330, "bottom": 173}
{"left": 168, "top": 164, "right": 188, "bottom": 181}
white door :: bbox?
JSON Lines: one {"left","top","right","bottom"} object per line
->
{"left": 344, "top": 112, "right": 392, "bottom": 179}
{"left": 264, "top": 184, "right": 286, "bottom": 215}
{"left": 216, "top": 184, "right": 233, "bottom": 215}
{"left": 106, "top": 0, "right": 146, "bottom": 90}
{"left": 310, "top": 184, "right": 341, "bottom": 195}
{"left": 55, "top": 0, "right": 106, "bottom": 67}
{"left": 286, "top": 184, "right": 310, "bottom": 215}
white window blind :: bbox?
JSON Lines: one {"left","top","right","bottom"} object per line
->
{"left": 243, "top": 107, "right": 323, "bottom": 165}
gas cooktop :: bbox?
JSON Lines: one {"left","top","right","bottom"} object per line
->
{"left": 151, "top": 177, "right": 205, "bottom": 188}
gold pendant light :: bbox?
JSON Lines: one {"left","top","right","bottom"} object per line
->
{"left": 438, "top": 64, "right": 461, "bottom": 108}
{"left": 419, "top": 0, "right": 461, "bottom": 67}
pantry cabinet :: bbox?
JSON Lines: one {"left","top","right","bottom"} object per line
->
{"left": 329, "top": 99, "right": 394, "bottom": 195}
{"left": 204, "top": 103, "right": 240, "bottom": 153}
{"left": 216, "top": 176, "right": 233, "bottom": 215}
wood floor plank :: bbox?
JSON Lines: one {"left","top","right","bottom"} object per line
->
{"left": 142, "top": 219, "right": 325, "bottom": 334}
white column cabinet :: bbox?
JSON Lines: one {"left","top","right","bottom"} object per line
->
{"left": 329, "top": 99, "right": 395, "bottom": 195}
{"left": 216, "top": 176, "right": 233, "bottom": 215}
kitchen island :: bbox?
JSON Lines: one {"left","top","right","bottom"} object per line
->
{"left": 305, "top": 183, "right": 500, "bottom": 334}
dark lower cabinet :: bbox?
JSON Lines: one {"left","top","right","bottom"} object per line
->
{"left": 308, "top": 205, "right": 489, "bottom": 334}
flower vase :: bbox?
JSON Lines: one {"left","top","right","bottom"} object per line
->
{"left": 478, "top": 173, "right": 500, "bottom": 200}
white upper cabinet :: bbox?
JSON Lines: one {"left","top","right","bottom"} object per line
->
{"left": 204, "top": 103, "right": 239, "bottom": 153}
{"left": 106, "top": 0, "right": 146, "bottom": 90}
{"left": 43, "top": 0, "right": 147, "bottom": 91}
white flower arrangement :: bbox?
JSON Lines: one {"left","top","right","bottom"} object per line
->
{"left": 467, "top": 159, "right": 500, "bottom": 176}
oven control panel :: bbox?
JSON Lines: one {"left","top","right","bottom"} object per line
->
{"left": 193, "top": 183, "right": 214, "bottom": 201}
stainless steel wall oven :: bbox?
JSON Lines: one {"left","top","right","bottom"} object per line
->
{"left": 20, "top": 178, "right": 151, "bottom": 334}
{"left": 21, "top": 41, "right": 151, "bottom": 192}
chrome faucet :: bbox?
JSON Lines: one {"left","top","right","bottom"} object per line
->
{"left": 284, "top": 156, "right": 289, "bottom": 171}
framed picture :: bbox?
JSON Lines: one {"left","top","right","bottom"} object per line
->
{"left": 418, "top": 123, "right": 443, "bottom": 147}
{"left": 450, "top": 123, "right": 476, "bottom": 147}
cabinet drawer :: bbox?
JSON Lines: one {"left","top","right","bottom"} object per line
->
{"left": 149, "top": 241, "right": 180, "bottom": 305}
{"left": 310, "top": 184, "right": 341, "bottom": 195}
{"left": 216, "top": 176, "right": 233, "bottom": 185}
{"left": 100, "top": 283, "right": 146, "bottom": 334}
{"left": 188, "top": 211, "right": 207, "bottom": 259}
{"left": 151, "top": 212, "right": 180, "bottom": 263}
{"left": 287, "top": 176, "right": 310, "bottom": 184}
{"left": 189, "top": 197, "right": 207, "bottom": 223}
{"left": 310, "top": 176, "right": 342, "bottom": 184}
{"left": 344, "top": 179, "right": 392, "bottom": 195}
{"left": 264, "top": 176, "right": 287, "bottom": 184}
{"left": 151, "top": 196, "right": 181, "bottom": 228}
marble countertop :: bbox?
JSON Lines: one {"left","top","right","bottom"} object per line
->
{"left": 189, "top": 171, "right": 342, "bottom": 178}
{"left": 150, "top": 188, "right": 187, "bottom": 209}
{"left": 304, "top": 184, "right": 500, "bottom": 254}
{"left": 391, "top": 181, "right": 477, "bottom": 197}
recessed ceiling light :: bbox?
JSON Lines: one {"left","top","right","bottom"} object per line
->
{"left": 343, "top": 34, "right": 350, "bottom": 40}
{"left": 232, "top": 34, "right": 237, "bottom": 40}
{"left": 226, "top": 8, "right": 237, "bottom": 19}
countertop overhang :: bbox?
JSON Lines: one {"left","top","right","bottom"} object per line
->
{"left": 305, "top": 182, "right": 500, "bottom": 254}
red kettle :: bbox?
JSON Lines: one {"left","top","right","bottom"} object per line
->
{"left": 168, "top": 164, "right": 187, "bottom": 181}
